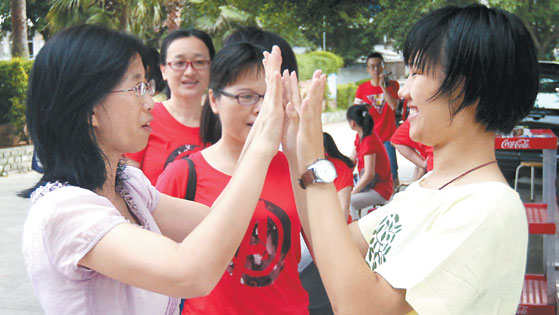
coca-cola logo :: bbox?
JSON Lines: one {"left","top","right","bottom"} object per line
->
{"left": 501, "top": 138, "right": 531, "bottom": 149}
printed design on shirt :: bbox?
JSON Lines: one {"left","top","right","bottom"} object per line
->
{"left": 164, "top": 144, "right": 201, "bottom": 168}
{"left": 366, "top": 213, "right": 402, "bottom": 270}
{"left": 227, "top": 199, "right": 291, "bottom": 287}
{"left": 367, "top": 94, "right": 385, "bottom": 113}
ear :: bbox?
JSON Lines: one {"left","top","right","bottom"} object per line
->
{"left": 91, "top": 108, "right": 100, "bottom": 128}
{"left": 160, "top": 64, "right": 167, "bottom": 81}
{"left": 208, "top": 89, "right": 219, "bottom": 114}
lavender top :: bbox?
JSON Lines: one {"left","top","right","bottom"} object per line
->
{"left": 22, "top": 167, "right": 179, "bottom": 315}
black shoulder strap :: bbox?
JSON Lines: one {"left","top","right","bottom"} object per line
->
{"left": 181, "top": 157, "right": 197, "bottom": 201}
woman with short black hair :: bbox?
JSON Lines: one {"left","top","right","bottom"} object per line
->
{"left": 293, "top": 4, "right": 538, "bottom": 313}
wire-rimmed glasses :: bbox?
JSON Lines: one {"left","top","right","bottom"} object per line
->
{"left": 111, "top": 79, "right": 156, "bottom": 97}
{"left": 218, "top": 89, "right": 265, "bottom": 106}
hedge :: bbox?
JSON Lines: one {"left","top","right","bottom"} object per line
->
{"left": 296, "top": 50, "right": 344, "bottom": 81}
{"left": 336, "top": 78, "right": 371, "bottom": 111}
{"left": 0, "top": 58, "right": 33, "bottom": 140}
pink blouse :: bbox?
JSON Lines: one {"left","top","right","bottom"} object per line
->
{"left": 22, "top": 167, "right": 178, "bottom": 315}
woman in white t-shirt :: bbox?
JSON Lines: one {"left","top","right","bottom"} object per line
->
{"left": 291, "top": 4, "right": 538, "bottom": 314}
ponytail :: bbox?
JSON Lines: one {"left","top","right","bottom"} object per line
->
{"left": 346, "top": 105, "right": 374, "bottom": 139}
{"left": 323, "top": 132, "right": 354, "bottom": 168}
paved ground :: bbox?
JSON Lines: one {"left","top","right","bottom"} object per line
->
{"left": 0, "top": 120, "right": 555, "bottom": 313}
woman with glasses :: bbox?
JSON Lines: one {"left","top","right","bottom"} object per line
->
{"left": 125, "top": 29, "right": 214, "bottom": 185}
{"left": 157, "top": 43, "right": 309, "bottom": 314}
{"left": 22, "top": 25, "right": 287, "bottom": 314}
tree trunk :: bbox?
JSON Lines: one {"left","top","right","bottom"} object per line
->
{"left": 164, "top": 0, "right": 182, "bottom": 31}
{"left": 10, "top": 0, "right": 29, "bottom": 59}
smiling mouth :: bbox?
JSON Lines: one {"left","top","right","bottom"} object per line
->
{"left": 408, "top": 106, "right": 418, "bottom": 116}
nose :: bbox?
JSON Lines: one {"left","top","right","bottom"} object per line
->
{"left": 398, "top": 74, "right": 412, "bottom": 100}
{"left": 183, "top": 62, "right": 196, "bottom": 75}
{"left": 143, "top": 94, "right": 155, "bottom": 111}
{"left": 253, "top": 97, "right": 264, "bottom": 115}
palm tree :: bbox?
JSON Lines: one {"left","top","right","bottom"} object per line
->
{"left": 10, "top": 0, "right": 29, "bottom": 59}
{"left": 46, "top": 0, "right": 165, "bottom": 41}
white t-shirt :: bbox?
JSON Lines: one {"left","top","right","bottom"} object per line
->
{"left": 358, "top": 179, "right": 527, "bottom": 314}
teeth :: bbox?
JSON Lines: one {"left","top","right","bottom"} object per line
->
{"left": 409, "top": 107, "right": 418, "bottom": 115}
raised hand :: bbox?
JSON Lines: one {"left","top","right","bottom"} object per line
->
{"left": 296, "top": 70, "right": 327, "bottom": 173}
{"left": 240, "top": 46, "right": 284, "bottom": 161}
{"left": 281, "top": 69, "right": 302, "bottom": 159}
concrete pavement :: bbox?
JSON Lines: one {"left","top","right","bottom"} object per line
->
{"left": 0, "top": 120, "right": 551, "bottom": 313}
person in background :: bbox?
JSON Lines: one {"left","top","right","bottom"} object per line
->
{"left": 21, "top": 24, "right": 288, "bottom": 314}
{"left": 390, "top": 118, "right": 433, "bottom": 182}
{"left": 354, "top": 52, "right": 400, "bottom": 188}
{"left": 347, "top": 105, "right": 393, "bottom": 220}
{"left": 292, "top": 4, "right": 537, "bottom": 313}
{"left": 125, "top": 29, "right": 214, "bottom": 185}
{"left": 157, "top": 44, "right": 309, "bottom": 315}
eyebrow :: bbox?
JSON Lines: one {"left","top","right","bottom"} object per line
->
{"left": 171, "top": 53, "right": 207, "bottom": 59}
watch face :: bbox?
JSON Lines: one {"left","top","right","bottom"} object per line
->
{"left": 313, "top": 159, "right": 337, "bottom": 183}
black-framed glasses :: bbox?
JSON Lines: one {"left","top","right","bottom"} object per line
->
{"left": 111, "top": 79, "right": 156, "bottom": 97}
{"left": 167, "top": 60, "right": 210, "bottom": 71}
{"left": 218, "top": 89, "right": 265, "bottom": 106}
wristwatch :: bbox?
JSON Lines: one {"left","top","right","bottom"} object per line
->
{"left": 298, "top": 159, "right": 337, "bottom": 189}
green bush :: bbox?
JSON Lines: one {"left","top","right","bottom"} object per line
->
{"left": 0, "top": 58, "right": 33, "bottom": 140}
{"left": 296, "top": 50, "right": 344, "bottom": 81}
{"left": 336, "top": 82, "right": 358, "bottom": 111}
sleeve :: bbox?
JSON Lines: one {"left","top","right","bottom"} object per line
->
{"left": 334, "top": 163, "right": 353, "bottom": 191}
{"left": 360, "top": 136, "right": 376, "bottom": 156}
{"left": 155, "top": 158, "right": 190, "bottom": 199}
{"left": 390, "top": 120, "right": 412, "bottom": 146}
{"left": 124, "top": 147, "right": 146, "bottom": 164}
{"left": 354, "top": 84, "right": 368, "bottom": 105}
{"left": 41, "top": 188, "right": 127, "bottom": 280}
{"left": 123, "top": 166, "right": 161, "bottom": 213}
{"left": 375, "top": 190, "right": 523, "bottom": 313}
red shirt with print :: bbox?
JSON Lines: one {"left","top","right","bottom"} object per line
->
{"left": 354, "top": 133, "right": 393, "bottom": 200}
{"left": 124, "top": 102, "right": 205, "bottom": 185}
{"left": 156, "top": 151, "right": 309, "bottom": 315}
{"left": 354, "top": 80, "right": 399, "bottom": 142}
{"left": 390, "top": 119, "right": 434, "bottom": 172}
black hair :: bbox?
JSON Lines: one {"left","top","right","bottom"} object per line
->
{"left": 200, "top": 42, "right": 265, "bottom": 145}
{"left": 403, "top": 4, "right": 538, "bottom": 133}
{"left": 323, "top": 132, "right": 354, "bottom": 168}
{"left": 142, "top": 45, "right": 165, "bottom": 93}
{"left": 347, "top": 105, "right": 374, "bottom": 140}
{"left": 223, "top": 26, "right": 298, "bottom": 75}
{"left": 22, "top": 24, "right": 146, "bottom": 197}
{"left": 160, "top": 28, "right": 215, "bottom": 99}
{"left": 366, "top": 52, "right": 384, "bottom": 63}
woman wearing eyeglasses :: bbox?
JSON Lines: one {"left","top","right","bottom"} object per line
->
{"left": 157, "top": 43, "right": 309, "bottom": 314}
{"left": 125, "top": 29, "right": 214, "bottom": 185}
{"left": 22, "top": 25, "right": 287, "bottom": 314}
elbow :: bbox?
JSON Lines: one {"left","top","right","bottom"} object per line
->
{"left": 173, "top": 262, "right": 221, "bottom": 298}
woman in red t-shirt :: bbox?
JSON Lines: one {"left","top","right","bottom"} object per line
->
{"left": 157, "top": 43, "right": 308, "bottom": 314}
{"left": 390, "top": 119, "right": 434, "bottom": 181}
{"left": 347, "top": 105, "right": 393, "bottom": 220}
{"left": 124, "top": 29, "right": 214, "bottom": 185}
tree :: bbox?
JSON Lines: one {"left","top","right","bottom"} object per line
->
{"left": 10, "top": 0, "right": 29, "bottom": 59}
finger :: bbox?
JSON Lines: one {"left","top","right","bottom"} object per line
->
{"left": 288, "top": 71, "right": 302, "bottom": 110}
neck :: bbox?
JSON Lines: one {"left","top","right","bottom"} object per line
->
{"left": 95, "top": 153, "right": 121, "bottom": 201}
{"left": 163, "top": 95, "right": 203, "bottom": 127}
{"left": 370, "top": 76, "right": 380, "bottom": 86}
{"left": 202, "top": 136, "right": 244, "bottom": 175}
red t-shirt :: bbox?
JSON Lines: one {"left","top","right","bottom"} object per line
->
{"left": 390, "top": 119, "right": 434, "bottom": 172}
{"left": 354, "top": 133, "right": 393, "bottom": 200}
{"left": 124, "top": 102, "right": 205, "bottom": 185}
{"left": 156, "top": 151, "right": 309, "bottom": 315}
{"left": 354, "top": 80, "right": 399, "bottom": 142}
{"left": 327, "top": 155, "right": 353, "bottom": 192}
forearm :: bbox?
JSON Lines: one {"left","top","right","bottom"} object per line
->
{"left": 393, "top": 144, "right": 425, "bottom": 169}
{"left": 176, "top": 147, "right": 274, "bottom": 290}
{"left": 286, "top": 153, "right": 312, "bottom": 249}
{"left": 383, "top": 87, "right": 399, "bottom": 111}
{"left": 352, "top": 171, "right": 374, "bottom": 194}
